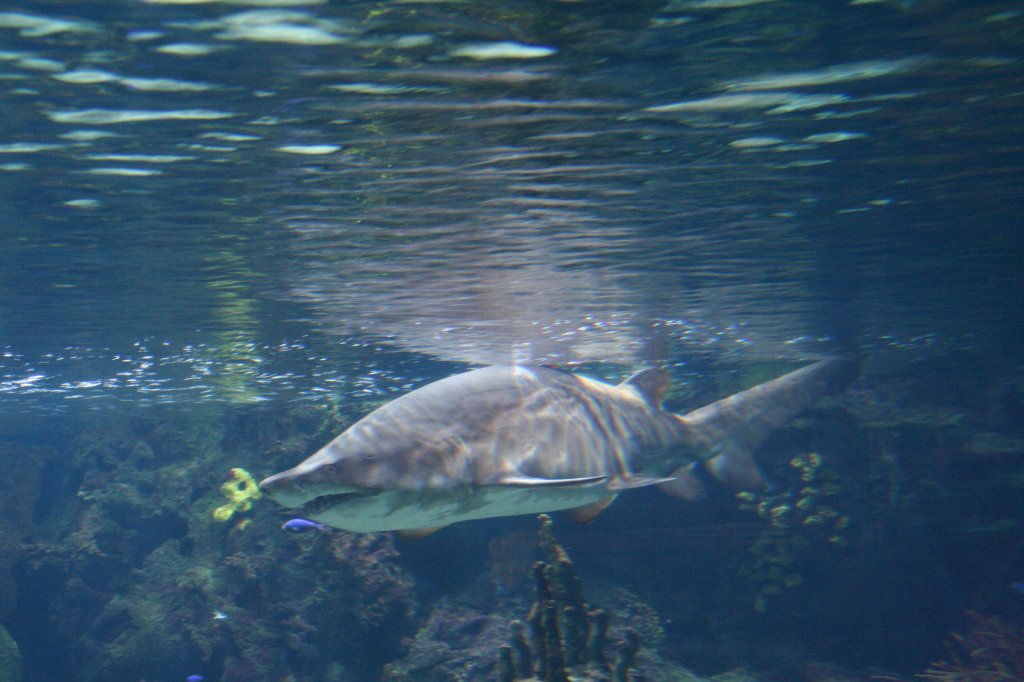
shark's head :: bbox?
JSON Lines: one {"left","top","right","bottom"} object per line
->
{"left": 258, "top": 397, "right": 490, "bottom": 532}
{"left": 258, "top": 461, "right": 441, "bottom": 533}
{"left": 257, "top": 447, "right": 364, "bottom": 510}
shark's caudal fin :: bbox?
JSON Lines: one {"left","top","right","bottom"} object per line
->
{"left": 674, "top": 357, "right": 859, "bottom": 493}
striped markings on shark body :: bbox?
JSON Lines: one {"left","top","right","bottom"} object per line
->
{"left": 259, "top": 360, "right": 857, "bottom": 536}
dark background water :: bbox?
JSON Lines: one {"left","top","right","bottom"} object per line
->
{"left": 0, "top": 1, "right": 1023, "bottom": 681}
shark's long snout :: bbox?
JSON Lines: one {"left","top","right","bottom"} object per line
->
{"left": 260, "top": 464, "right": 365, "bottom": 510}
{"left": 258, "top": 469, "right": 310, "bottom": 508}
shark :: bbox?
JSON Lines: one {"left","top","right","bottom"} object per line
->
{"left": 259, "top": 359, "right": 856, "bottom": 535}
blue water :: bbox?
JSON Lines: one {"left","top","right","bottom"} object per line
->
{"left": 1, "top": 0, "right": 1022, "bottom": 680}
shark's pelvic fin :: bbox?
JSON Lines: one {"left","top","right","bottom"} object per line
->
{"left": 566, "top": 495, "right": 617, "bottom": 524}
{"left": 396, "top": 526, "right": 447, "bottom": 540}
{"left": 704, "top": 445, "right": 766, "bottom": 490}
{"left": 659, "top": 463, "right": 707, "bottom": 501}
{"left": 680, "top": 357, "right": 859, "bottom": 490}
{"left": 620, "top": 367, "right": 670, "bottom": 407}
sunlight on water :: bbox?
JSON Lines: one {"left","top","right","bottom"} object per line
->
{"left": 0, "top": 0, "right": 1020, "bottom": 411}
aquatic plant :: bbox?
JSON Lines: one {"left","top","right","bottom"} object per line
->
{"left": 12, "top": 402, "right": 426, "bottom": 681}
{"left": 918, "top": 612, "right": 1024, "bottom": 681}
{"left": 212, "top": 467, "right": 262, "bottom": 524}
{"left": 736, "top": 451, "right": 850, "bottom": 612}
{"left": 498, "top": 514, "right": 644, "bottom": 682}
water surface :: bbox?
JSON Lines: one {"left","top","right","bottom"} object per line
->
{"left": 2, "top": 0, "right": 1021, "bottom": 413}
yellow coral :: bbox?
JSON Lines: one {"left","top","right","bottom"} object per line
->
{"left": 212, "top": 505, "right": 234, "bottom": 522}
{"left": 213, "top": 467, "right": 262, "bottom": 523}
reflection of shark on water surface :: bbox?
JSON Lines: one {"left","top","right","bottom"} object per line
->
{"left": 259, "top": 359, "right": 857, "bottom": 535}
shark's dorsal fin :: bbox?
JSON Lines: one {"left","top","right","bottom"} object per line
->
{"left": 566, "top": 495, "right": 617, "bottom": 524}
{"left": 498, "top": 474, "right": 608, "bottom": 487}
{"left": 620, "top": 367, "right": 670, "bottom": 407}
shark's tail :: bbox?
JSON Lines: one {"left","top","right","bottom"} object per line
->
{"left": 663, "top": 358, "right": 859, "bottom": 499}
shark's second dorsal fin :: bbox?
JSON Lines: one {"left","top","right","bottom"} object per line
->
{"left": 620, "top": 367, "right": 670, "bottom": 407}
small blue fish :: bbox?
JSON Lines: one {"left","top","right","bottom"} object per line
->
{"left": 1011, "top": 580, "right": 1024, "bottom": 594}
{"left": 186, "top": 675, "right": 204, "bottom": 682}
{"left": 282, "top": 518, "right": 327, "bottom": 533}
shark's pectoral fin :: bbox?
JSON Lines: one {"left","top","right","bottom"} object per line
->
{"left": 498, "top": 474, "right": 608, "bottom": 487}
{"left": 566, "top": 495, "right": 617, "bottom": 524}
{"left": 606, "top": 475, "right": 677, "bottom": 491}
{"left": 705, "top": 446, "right": 766, "bottom": 490}
{"left": 396, "top": 526, "right": 447, "bottom": 540}
{"left": 658, "top": 463, "right": 707, "bottom": 501}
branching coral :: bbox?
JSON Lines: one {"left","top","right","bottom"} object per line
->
{"left": 498, "top": 514, "right": 643, "bottom": 682}
{"left": 919, "top": 612, "right": 1024, "bottom": 681}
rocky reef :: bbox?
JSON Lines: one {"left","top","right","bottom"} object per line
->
{"left": 8, "top": 403, "right": 418, "bottom": 681}
{"left": 385, "top": 514, "right": 701, "bottom": 682}
{"left": 0, "top": 357, "right": 1021, "bottom": 681}
{"left": 0, "top": 442, "right": 54, "bottom": 624}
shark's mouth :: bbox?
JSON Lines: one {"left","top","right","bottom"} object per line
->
{"left": 304, "top": 491, "right": 369, "bottom": 514}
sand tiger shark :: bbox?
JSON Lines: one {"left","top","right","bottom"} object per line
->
{"left": 259, "top": 359, "right": 856, "bottom": 535}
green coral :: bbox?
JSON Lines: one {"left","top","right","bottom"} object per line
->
{"left": 737, "top": 452, "right": 850, "bottom": 612}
